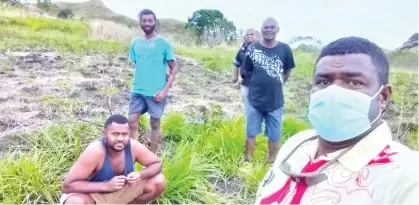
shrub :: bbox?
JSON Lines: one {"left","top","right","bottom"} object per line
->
{"left": 57, "top": 9, "right": 74, "bottom": 19}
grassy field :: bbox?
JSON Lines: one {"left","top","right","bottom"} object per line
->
{"left": 0, "top": 4, "right": 418, "bottom": 204}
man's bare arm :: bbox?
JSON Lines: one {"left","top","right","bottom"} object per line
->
{"left": 283, "top": 69, "right": 292, "bottom": 84}
{"left": 131, "top": 140, "right": 162, "bottom": 179}
{"left": 162, "top": 60, "right": 177, "bottom": 93}
{"left": 61, "top": 142, "right": 108, "bottom": 194}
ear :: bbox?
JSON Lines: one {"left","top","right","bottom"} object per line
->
{"left": 380, "top": 84, "right": 392, "bottom": 110}
{"left": 275, "top": 27, "right": 280, "bottom": 33}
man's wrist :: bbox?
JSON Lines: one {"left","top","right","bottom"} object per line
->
{"left": 100, "top": 181, "right": 109, "bottom": 193}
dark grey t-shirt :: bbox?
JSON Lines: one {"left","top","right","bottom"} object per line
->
{"left": 242, "top": 41, "right": 295, "bottom": 113}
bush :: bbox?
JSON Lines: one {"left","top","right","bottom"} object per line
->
{"left": 57, "top": 9, "right": 74, "bottom": 19}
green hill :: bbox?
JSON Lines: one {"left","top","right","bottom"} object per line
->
{"left": 40, "top": 0, "right": 195, "bottom": 43}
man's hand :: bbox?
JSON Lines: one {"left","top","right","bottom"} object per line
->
{"left": 153, "top": 90, "right": 166, "bottom": 102}
{"left": 127, "top": 172, "right": 141, "bottom": 185}
{"left": 105, "top": 175, "right": 127, "bottom": 192}
{"left": 232, "top": 77, "right": 238, "bottom": 83}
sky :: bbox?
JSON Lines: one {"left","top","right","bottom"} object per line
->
{"left": 39, "top": 0, "right": 418, "bottom": 50}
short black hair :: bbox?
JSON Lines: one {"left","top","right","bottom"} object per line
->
{"left": 315, "top": 36, "right": 389, "bottom": 85}
{"left": 104, "top": 114, "right": 129, "bottom": 129}
{"left": 138, "top": 9, "right": 156, "bottom": 21}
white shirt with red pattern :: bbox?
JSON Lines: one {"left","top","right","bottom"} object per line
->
{"left": 254, "top": 121, "right": 419, "bottom": 205}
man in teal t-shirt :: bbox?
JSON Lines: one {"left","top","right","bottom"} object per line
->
{"left": 128, "top": 9, "right": 178, "bottom": 153}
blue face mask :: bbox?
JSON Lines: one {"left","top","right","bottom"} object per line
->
{"left": 308, "top": 85, "right": 383, "bottom": 142}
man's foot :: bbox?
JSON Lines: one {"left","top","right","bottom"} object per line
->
{"left": 244, "top": 155, "right": 252, "bottom": 163}
{"left": 268, "top": 141, "right": 279, "bottom": 164}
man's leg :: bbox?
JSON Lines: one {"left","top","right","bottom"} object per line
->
{"left": 62, "top": 193, "right": 95, "bottom": 204}
{"left": 245, "top": 103, "right": 263, "bottom": 162}
{"left": 264, "top": 106, "right": 284, "bottom": 164}
{"left": 129, "top": 173, "right": 167, "bottom": 204}
{"left": 128, "top": 93, "right": 147, "bottom": 140}
{"left": 146, "top": 96, "right": 168, "bottom": 153}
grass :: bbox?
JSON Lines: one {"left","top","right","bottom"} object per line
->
{"left": 0, "top": 3, "right": 418, "bottom": 204}
{"left": 0, "top": 111, "right": 309, "bottom": 204}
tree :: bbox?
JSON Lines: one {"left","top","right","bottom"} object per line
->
{"left": 57, "top": 8, "right": 74, "bottom": 19}
{"left": 36, "top": 0, "right": 50, "bottom": 10}
{"left": 185, "top": 9, "right": 237, "bottom": 46}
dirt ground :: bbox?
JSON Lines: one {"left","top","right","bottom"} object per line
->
{"left": 0, "top": 50, "right": 243, "bottom": 139}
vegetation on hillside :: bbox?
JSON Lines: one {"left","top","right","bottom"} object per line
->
{"left": 0, "top": 2, "right": 418, "bottom": 204}
{"left": 185, "top": 9, "right": 237, "bottom": 46}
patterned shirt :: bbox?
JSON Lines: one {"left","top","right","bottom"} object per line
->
{"left": 254, "top": 121, "right": 419, "bottom": 204}
{"left": 242, "top": 42, "right": 295, "bottom": 112}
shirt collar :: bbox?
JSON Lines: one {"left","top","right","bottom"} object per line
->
{"left": 337, "top": 121, "right": 393, "bottom": 172}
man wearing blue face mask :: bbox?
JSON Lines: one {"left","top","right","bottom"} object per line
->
{"left": 254, "top": 36, "right": 418, "bottom": 205}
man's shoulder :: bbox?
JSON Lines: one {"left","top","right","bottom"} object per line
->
{"left": 84, "top": 139, "right": 106, "bottom": 156}
{"left": 275, "top": 41, "right": 292, "bottom": 50}
{"left": 155, "top": 35, "right": 172, "bottom": 46}
{"left": 129, "top": 139, "right": 146, "bottom": 154}
{"left": 388, "top": 140, "right": 419, "bottom": 165}
{"left": 247, "top": 41, "right": 260, "bottom": 49}
{"left": 130, "top": 36, "right": 144, "bottom": 45}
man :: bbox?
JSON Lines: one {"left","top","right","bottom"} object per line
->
{"left": 254, "top": 37, "right": 419, "bottom": 204}
{"left": 232, "top": 28, "right": 258, "bottom": 113}
{"left": 60, "top": 115, "right": 165, "bottom": 204}
{"left": 128, "top": 9, "right": 177, "bottom": 153}
{"left": 242, "top": 17, "right": 295, "bottom": 163}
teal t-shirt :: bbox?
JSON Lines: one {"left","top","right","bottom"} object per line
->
{"left": 129, "top": 36, "right": 175, "bottom": 97}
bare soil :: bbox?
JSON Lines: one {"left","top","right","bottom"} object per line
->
{"left": 0, "top": 51, "right": 243, "bottom": 137}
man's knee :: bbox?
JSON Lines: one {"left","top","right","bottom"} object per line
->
{"left": 145, "top": 173, "right": 166, "bottom": 193}
{"left": 128, "top": 114, "right": 140, "bottom": 128}
{"left": 154, "top": 173, "right": 166, "bottom": 193}
{"left": 150, "top": 118, "right": 161, "bottom": 130}
{"left": 64, "top": 194, "right": 95, "bottom": 204}
{"left": 265, "top": 110, "right": 283, "bottom": 143}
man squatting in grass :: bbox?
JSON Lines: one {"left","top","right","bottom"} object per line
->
{"left": 254, "top": 37, "right": 419, "bottom": 204}
{"left": 232, "top": 28, "right": 258, "bottom": 113}
{"left": 242, "top": 17, "right": 295, "bottom": 163}
{"left": 128, "top": 9, "right": 177, "bottom": 153}
{"left": 60, "top": 114, "right": 166, "bottom": 204}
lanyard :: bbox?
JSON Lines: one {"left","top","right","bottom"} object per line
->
{"left": 277, "top": 135, "right": 356, "bottom": 185}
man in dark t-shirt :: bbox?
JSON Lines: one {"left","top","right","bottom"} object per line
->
{"left": 242, "top": 17, "right": 295, "bottom": 163}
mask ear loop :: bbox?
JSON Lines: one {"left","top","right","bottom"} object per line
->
{"left": 369, "top": 85, "right": 385, "bottom": 125}
{"left": 382, "top": 100, "right": 393, "bottom": 114}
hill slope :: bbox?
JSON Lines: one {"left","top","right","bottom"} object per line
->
{"left": 45, "top": 0, "right": 196, "bottom": 43}
{"left": 397, "top": 33, "right": 418, "bottom": 51}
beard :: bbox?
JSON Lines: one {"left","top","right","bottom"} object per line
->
{"left": 141, "top": 24, "right": 156, "bottom": 35}
{"left": 108, "top": 141, "right": 126, "bottom": 152}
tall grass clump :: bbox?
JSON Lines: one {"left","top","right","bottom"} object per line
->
{"left": 157, "top": 141, "right": 227, "bottom": 204}
{"left": 161, "top": 112, "right": 192, "bottom": 142}
{"left": 88, "top": 19, "right": 138, "bottom": 42}
{"left": 0, "top": 123, "right": 100, "bottom": 204}
{"left": 174, "top": 44, "right": 236, "bottom": 71}
{"left": 0, "top": 16, "right": 128, "bottom": 54}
